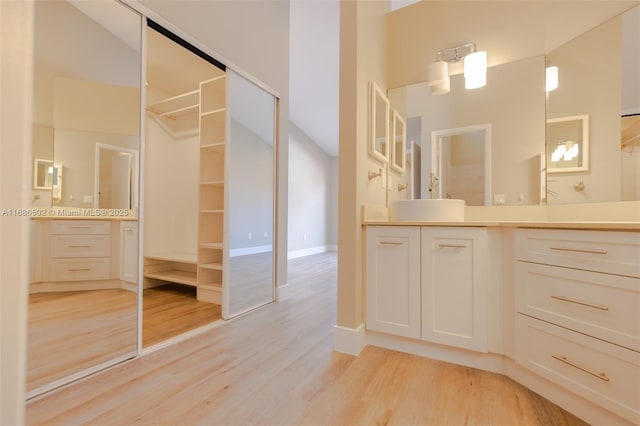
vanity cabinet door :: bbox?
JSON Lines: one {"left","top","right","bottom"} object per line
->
{"left": 366, "top": 226, "right": 421, "bottom": 339}
{"left": 421, "top": 227, "right": 487, "bottom": 352}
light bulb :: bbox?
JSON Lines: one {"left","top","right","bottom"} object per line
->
{"left": 546, "top": 66, "right": 558, "bottom": 92}
{"left": 464, "top": 51, "right": 487, "bottom": 89}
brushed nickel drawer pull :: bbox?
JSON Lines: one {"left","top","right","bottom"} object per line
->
{"left": 69, "top": 226, "right": 91, "bottom": 229}
{"left": 438, "top": 244, "right": 467, "bottom": 249}
{"left": 68, "top": 245, "right": 91, "bottom": 248}
{"left": 550, "top": 246, "right": 608, "bottom": 255}
{"left": 551, "top": 295, "right": 609, "bottom": 311}
{"left": 379, "top": 241, "right": 403, "bottom": 246}
{"left": 68, "top": 268, "right": 91, "bottom": 272}
{"left": 551, "top": 355, "right": 610, "bottom": 382}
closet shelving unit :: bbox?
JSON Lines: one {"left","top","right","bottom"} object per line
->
{"left": 143, "top": 74, "right": 227, "bottom": 305}
{"left": 197, "top": 75, "right": 226, "bottom": 304}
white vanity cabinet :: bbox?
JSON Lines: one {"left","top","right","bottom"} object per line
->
{"left": 366, "top": 226, "right": 421, "bottom": 339}
{"left": 421, "top": 227, "right": 488, "bottom": 352}
{"left": 514, "top": 229, "right": 640, "bottom": 424}
{"left": 366, "top": 226, "right": 488, "bottom": 352}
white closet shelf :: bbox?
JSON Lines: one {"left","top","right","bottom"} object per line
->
{"left": 200, "top": 180, "right": 224, "bottom": 187}
{"left": 200, "top": 262, "right": 223, "bottom": 270}
{"left": 200, "top": 242, "right": 223, "bottom": 249}
{"left": 200, "top": 107, "right": 226, "bottom": 117}
{"left": 200, "top": 210, "right": 223, "bottom": 214}
{"left": 147, "top": 89, "right": 199, "bottom": 115}
{"left": 145, "top": 253, "right": 197, "bottom": 264}
{"left": 200, "top": 142, "right": 225, "bottom": 153}
{"left": 198, "top": 282, "right": 222, "bottom": 291}
{"left": 144, "top": 270, "right": 197, "bottom": 286}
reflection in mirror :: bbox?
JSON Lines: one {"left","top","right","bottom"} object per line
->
{"left": 546, "top": 115, "right": 589, "bottom": 173}
{"left": 391, "top": 110, "right": 407, "bottom": 173}
{"left": 546, "top": 5, "right": 639, "bottom": 203}
{"left": 388, "top": 56, "right": 545, "bottom": 206}
{"left": 28, "top": 0, "right": 140, "bottom": 396}
{"left": 369, "top": 82, "right": 390, "bottom": 163}
{"left": 96, "top": 144, "right": 138, "bottom": 209}
{"left": 227, "top": 71, "right": 275, "bottom": 318}
{"left": 431, "top": 125, "right": 491, "bottom": 205}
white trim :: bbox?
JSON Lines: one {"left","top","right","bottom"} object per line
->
{"left": 229, "top": 244, "right": 272, "bottom": 258}
{"left": 288, "top": 245, "right": 334, "bottom": 260}
{"left": 277, "top": 283, "right": 289, "bottom": 301}
{"left": 333, "top": 324, "right": 367, "bottom": 355}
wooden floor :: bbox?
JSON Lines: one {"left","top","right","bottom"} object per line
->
{"left": 27, "top": 252, "right": 587, "bottom": 425}
{"left": 143, "top": 284, "right": 221, "bottom": 347}
{"left": 27, "top": 289, "right": 136, "bottom": 392}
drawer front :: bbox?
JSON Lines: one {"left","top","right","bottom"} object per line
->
{"left": 516, "top": 262, "right": 640, "bottom": 352}
{"left": 50, "top": 258, "right": 110, "bottom": 281}
{"left": 515, "top": 229, "right": 640, "bottom": 277}
{"left": 51, "top": 220, "right": 110, "bottom": 235}
{"left": 51, "top": 235, "right": 110, "bottom": 258}
{"left": 516, "top": 315, "right": 640, "bottom": 424}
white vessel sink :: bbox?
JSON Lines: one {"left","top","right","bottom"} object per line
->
{"left": 390, "top": 199, "right": 465, "bottom": 222}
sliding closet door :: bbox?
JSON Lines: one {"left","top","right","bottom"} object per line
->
{"left": 224, "top": 71, "right": 276, "bottom": 318}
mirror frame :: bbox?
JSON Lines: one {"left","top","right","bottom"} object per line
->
{"left": 431, "top": 123, "right": 492, "bottom": 205}
{"left": 369, "top": 81, "right": 389, "bottom": 164}
{"left": 546, "top": 114, "right": 589, "bottom": 174}
{"left": 390, "top": 109, "right": 406, "bottom": 173}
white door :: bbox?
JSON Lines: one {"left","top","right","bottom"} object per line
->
{"left": 112, "top": 154, "right": 131, "bottom": 209}
{"left": 366, "top": 226, "right": 421, "bottom": 339}
{"left": 421, "top": 227, "right": 487, "bottom": 352}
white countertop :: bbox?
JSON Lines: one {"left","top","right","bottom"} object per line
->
{"left": 362, "top": 220, "right": 640, "bottom": 230}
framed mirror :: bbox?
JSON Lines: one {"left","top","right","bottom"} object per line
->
{"left": 390, "top": 109, "right": 406, "bottom": 173}
{"left": 546, "top": 115, "right": 589, "bottom": 173}
{"left": 369, "top": 81, "right": 389, "bottom": 163}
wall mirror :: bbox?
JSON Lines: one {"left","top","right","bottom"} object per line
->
{"left": 388, "top": 55, "right": 545, "bottom": 206}
{"left": 431, "top": 124, "right": 491, "bottom": 205}
{"left": 96, "top": 143, "right": 138, "bottom": 209}
{"left": 28, "top": 0, "right": 141, "bottom": 396}
{"left": 546, "top": 5, "right": 639, "bottom": 204}
{"left": 369, "top": 81, "right": 390, "bottom": 163}
{"left": 546, "top": 115, "right": 589, "bottom": 174}
{"left": 390, "top": 110, "right": 407, "bottom": 173}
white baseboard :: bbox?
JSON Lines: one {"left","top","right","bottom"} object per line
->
{"left": 30, "top": 279, "right": 123, "bottom": 294}
{"left": 277, "top": 283, "right": 289, "bottom": 301}
{"left": 230, "top": 245, "right": 272, "bottom": 258}
{"left": 333, "top": 324, "right": 366, "bottom": 355}
{"left": 326, "top": 244, "right": 338, "bottom": 252}
{"left": 288, "top": 245, "right": 334, "bottom": 260}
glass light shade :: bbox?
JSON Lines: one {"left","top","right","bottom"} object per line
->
{"left": 464, "top": 51, "right": 487, "bottom": 89}
{"left": 546, "top": 66, "right": 558, "bottom": 92}
{"left": 427, "top": 61, "right": 448, "bottom": 86}
{"left": 430, "top": 77, "right": 450, "bottom": 95}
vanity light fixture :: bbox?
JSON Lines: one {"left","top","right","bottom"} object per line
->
{"left": 427, "top": 42, "right": 487, "bottom": 95}
{"left": 551, "top": 140, "right": 579, "bottom": 162}
{"left": 546, "top": 66, "right": 558, "bottom": 92}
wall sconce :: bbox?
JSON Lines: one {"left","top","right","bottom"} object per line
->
{"left": 546, "top": 66, "right": 558, "bottom": 92}
{"left": 426, "top": 42, "right": 487, "bottom": 95}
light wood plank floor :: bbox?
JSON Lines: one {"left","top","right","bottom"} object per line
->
{"left": 27, "top": 252, "right": 587, "bottom": 425}
{"left": 27, "top": 289, "right": 137, "bottom": 392}
{"left": 143, "top": 284, "right": 221, "bottom": 347}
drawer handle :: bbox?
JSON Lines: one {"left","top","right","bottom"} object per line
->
{"left": 123, "top": 227, "right": 134, "bottom": 232}
{"left": 551, "top": 295, "right": 609, "bottom": 311}
{"left": 551, "top": 355, "right": 610, "bottom": 382}
{"left": 69, "top": 226, "right": 92, "bottom": 229}
{"left": 438, "top": 244, "right": 467, "bottom": 249}
{"left": 550, "top": 246, "right": 608, "bottom": 255}
{"left": 379, "top": 241, "right": 403, "bottom": 246}
{"left": 68, "top": 245, "right": 91, "bottom": 248}
{"left": 68, "top": 268, "right": 91, "bottom": 272}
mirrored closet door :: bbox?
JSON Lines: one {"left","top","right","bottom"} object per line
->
{"left": 28, "top": 0, "right": 141, "bottom": 396}
{"left": 142, "top": 25, "right": 276, "bottom": 346}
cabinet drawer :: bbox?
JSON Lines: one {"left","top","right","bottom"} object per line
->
{"left": 516, "top": 315, "right": 640, "bottom": 424}
{"left": 51, "top": 220, "right": 110, "bottom": 235}
{"left": 515, "top": 229, "right": 640, "bottom": 277}
{"left": 516, "top": 262, "right": 640, "bottom": 352}
{"left": 51, "top": 235, "right": 111, "bottom": 258}
{"left": 50, "top": 258, "right": 110, "bottom": 281}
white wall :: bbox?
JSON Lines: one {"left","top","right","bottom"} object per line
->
{"left": 288, "top": 123, "right": 338, "bottom": 256}
{"left": 1, "top": 1, "right": 32, "bottom": 423}
{"left": 229, "top": 119, "right": 274, "bottom": 252}
{"left": 137, "top": 0, "right": 290, "bottom": 292}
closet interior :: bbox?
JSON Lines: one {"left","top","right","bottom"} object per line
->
{"left": 143, "top": 25, "right": 276, "bottom": 347}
